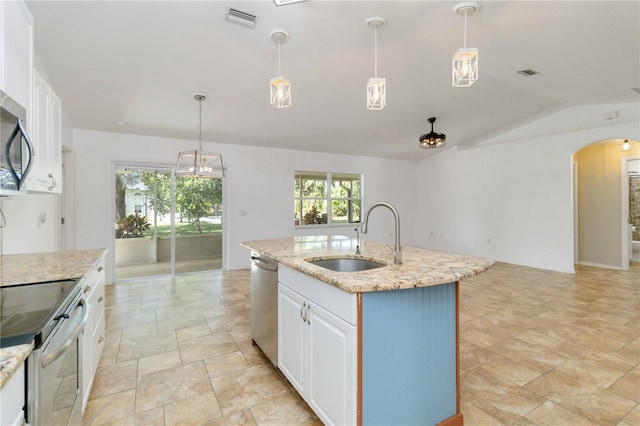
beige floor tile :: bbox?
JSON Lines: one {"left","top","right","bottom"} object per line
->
{"left": 178, "top": 331, "right": 239, "bottom": 364}
{"left": 176, "top": 323, "right": 213, "bottom": 341}
{"left": 460, "top": 399, "right": 504, "bottom": 426}
{"left": 137, "top": 350, "right": 182, "bottom": 376}
{"left": 157, "top": 310, "right": 207, "bottom": 333}
{"left": 609, "top": 364, "right": 640, "bottom": 403}
{"left": 117, "top": 330, "right": 178, "bottom": 363}
{"left": 83, "top": 389, "right": 136, "bottom": 425}
{"left": 479, "top": 357, "right": 543, "bottom": 387}
{"left": 163, "top": 391, "right": 223, "bottom": 426}
{"left": 205, "top": 409, "right": 257, "bottom": 426}
{"left": 525, "top": 400, "right": 599, "bottom": 426}
{"left": 619, "top": 404, "right": 640, "bottom": 426}
{"left": 525, "top": 369, "right": 637, "bottom": 424}
{"left": 120, "top": 322, "right": 158, "bottom": 340}
{"left": 461, "top": 367, "right": 545, "bottom": 424}
{"left": 211, "top": 364, "right": 292, "bottom": 416}
{"left": 101, "top": 408, "right": 165, "bottom": 426}
{"left": 249, "top": 393, "right": 317, "bottom": 425}
{"left": 90, "top": 360, "right": 138, "bottom": 400}
{"left": 204, "top": 351, "right": 250, "bottom": 378}
{"left": 135, "top": 361, "right": 212, "bottom": 413}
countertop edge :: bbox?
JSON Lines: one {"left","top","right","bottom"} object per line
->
{"left": 242, "top": 237, "right": 494, "bottom": 293}
{"left": 0, "top": 342, "right": 33, "bottom": 389}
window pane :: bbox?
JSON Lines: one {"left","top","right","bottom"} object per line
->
{"left": 294, "top": 200, "right": 301, "bottom": 225}
{"left": 331, "top": 174, "right": 360, "bottom": 198}
{"left": 300, "top": 200, "right": 327, "bottom": 225}
{"left": 331, "top": 199, "right": 360, "bottom": 223}
{"left": 301, "top": 178, "right": 326, "bottom": 198}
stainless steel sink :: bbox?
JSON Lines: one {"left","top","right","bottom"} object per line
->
{"left": 309, "top": 258, "right": 385, "bottom": 272}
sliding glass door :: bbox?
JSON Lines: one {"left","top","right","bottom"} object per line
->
{"left": 114, "top": 165, "right": 223, "bottom": 280}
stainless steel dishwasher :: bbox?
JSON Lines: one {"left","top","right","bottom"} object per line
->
{"left": 250, "top": 251, "right": 278, "bottom": 366}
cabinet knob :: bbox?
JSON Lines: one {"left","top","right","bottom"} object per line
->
{"left": 83, "top": 285, "right": 91, "bottom": 294}
{"left": 98, "top": 336, "right": 104, "bottom": 344}
{"left": 98, "top": 296, "right": 104, "bottom": 303}
{"left": 98, "top": 266, "right": 104, "bottom": 272}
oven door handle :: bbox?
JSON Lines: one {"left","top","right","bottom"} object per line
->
{"left": 41, "top": 298, "right": 90, "bottom": 369}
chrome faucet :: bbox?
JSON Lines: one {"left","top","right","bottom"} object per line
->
{"left": 361, "top": 202, "right": 402, "bottom": 264}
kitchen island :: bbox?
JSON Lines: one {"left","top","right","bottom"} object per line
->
{"left": 242, "top": 236, "right": 493, "bottom": 426}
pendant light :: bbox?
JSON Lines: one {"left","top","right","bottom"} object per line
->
{"left": 176, "top": 93, "right": 225, "bottom": 178}
{"left": 419, "top": 117, "right": 446, "bottom": 149}
{"left": 366, "top": 17, "right": 386, "bottom": 110}
{"left": 452, "top": 2, "right": 480, "bottom": 87}
{"left": 270, "top": 29, "right": 291, "bottom": 109}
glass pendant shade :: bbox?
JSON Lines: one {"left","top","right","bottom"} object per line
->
{"left": 452, "top": 47, "right": 478, "bottom": 87}
{"left": 452, "top": 2, "right": 480, "bottom": 87}
{"left": 270, "top": 30, "right": 291, "bottom": 109}
{"left": 367, "top": 77, "right": 386, "bottom": 110}
{"left": 176, "top": 150, "right": 224, "bottom": 178}
{"left": 270, "top": 76, "right": 291, "bottom": 109}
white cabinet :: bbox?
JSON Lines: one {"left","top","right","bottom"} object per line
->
{"left": 0, "top": 0, "right": 33, "bottom": 109}
{"left": 81, "top": 254, "right": 106, "bottom": 410}
{"left": 0, "top": 363, "right": 25, "bottom": 426}
{"left": 278, "top": 266, "right": 357, "bottom": 426}
{"left": 30, "top": 70, "right": 62, "bottom": 193}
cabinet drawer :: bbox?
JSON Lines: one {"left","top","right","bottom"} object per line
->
{"left": 279, "top": 265, "right": 357, "bottom": 325}
{"left": 88, "top": 279, "right": 105, "bottom": 333}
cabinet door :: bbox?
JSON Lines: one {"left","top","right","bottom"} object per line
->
{"left": 32, "top": 71, "right": 51, "bottom": 190}
{"left": 49, "top": 90, "right": 62, "bottom": 192}
{"left": 277, "top": 283, "right": 307, "bottom": 395}
{"left": 1, "top": 0, "right": 33, "bottom": 108}
{"left": 307, "top": 302, "right": 357, "bottom": 426}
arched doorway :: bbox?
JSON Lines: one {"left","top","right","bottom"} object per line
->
{"left": 573, "top": 139, "right": 640, "bottom": 270}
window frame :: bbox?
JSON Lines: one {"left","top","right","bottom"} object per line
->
{"left": 294, "top": 171, "right": 363, "bottom": 228}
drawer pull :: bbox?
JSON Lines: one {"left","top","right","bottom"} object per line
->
{"left": 83, "top": 285, "right": 91, "bottom": 294}
{"left": 98, "top": 296, "right": 104, "bottom": 303}
{"left": 98, "top": 336, "right": 104, "bottom": 344}
{"left": 98, "top": 266, "right": 104, "bottom": 272}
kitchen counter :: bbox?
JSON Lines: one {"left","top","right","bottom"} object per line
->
{"left": 0, "top": 343, "right": 33, "bottom": 388}
{"left": 0, "top": 249, "right": 106, "bottom": 287}
{"left": 242, "top": 235, "right": 493, "bottom": 293}
{"left": 0, "top": 249, "right": 106, "bottom": 388}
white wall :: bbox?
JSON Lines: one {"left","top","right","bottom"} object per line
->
{"left": 72, "top": 129, "right": 418, "bottom": 284}
{"left": 1, "top": 192, "right": 60, "bottom": 254}
{"left": 416, "top": 114, "right": 639, "bottom": 273}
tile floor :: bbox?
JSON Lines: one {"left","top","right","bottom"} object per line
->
{"left": 83, "top": 262, "right": 639, "bottom": 425}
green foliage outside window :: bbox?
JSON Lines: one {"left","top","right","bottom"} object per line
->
{"left": 294, "top": 171, "right": 362, "bottom": 226}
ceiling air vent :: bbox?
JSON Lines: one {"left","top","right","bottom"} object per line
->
{"left": 517, "top": 69, "right": 540, "bottom": 77}
{"left": 226, "top": 8, "right": 257, "bottom": 29}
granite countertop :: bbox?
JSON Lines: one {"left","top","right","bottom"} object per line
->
{"left": 0, "top": 343, "right": 33, "bottom": 389}
{"left": 0, "top": 249, "right": 106, "bottom": 287}
{"left": 0, "top": 249, "right": 106, "bottom": 388}
{"left": 241, "top": 236, "right": 493, "bottom": 293}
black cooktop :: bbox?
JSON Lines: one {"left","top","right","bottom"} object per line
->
{"left": 0, "top": 279, "right": 81, "bottom": 348}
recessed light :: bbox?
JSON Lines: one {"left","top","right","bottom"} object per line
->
{"left": 114, "top": 120, "right": 125, "bottom": 127}
{"left": 273, "top": 0, "right": 310, "bottom": 6}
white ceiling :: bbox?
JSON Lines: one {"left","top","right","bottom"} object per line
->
{"left": 26, "top": 1, "right": 640, "bottom": 161}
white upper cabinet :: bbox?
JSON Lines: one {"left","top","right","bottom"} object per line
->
{"left": 30, "top": 70, "right": 62, "bottom": 193}
{"left": 0, "top": 0, "right": 33, "bottom": 110}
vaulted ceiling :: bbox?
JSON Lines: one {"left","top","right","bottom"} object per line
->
{"left": 26, "top": 1, "right": 640, "bottom": 160}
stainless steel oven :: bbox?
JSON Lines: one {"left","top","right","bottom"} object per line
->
{"left": 0, "top": 279, "right": 88, "bottom": 426}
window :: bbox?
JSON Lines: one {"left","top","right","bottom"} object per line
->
{"left": 294, "top": 171, "right": 362, "bottom": 226}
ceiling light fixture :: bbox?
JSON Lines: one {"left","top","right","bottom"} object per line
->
{"left": 273, "top": 0, "right": 309, "bottom": 6}
{"left": 621, "top": 139, "right": 632, "bottom": 151}
{"left": 419, "top": 117, "right": 447, "bottom": 149}
{"left": 270, "top": 29, "right": 291, "bottom": 109}
{"left": 176, "top": 94, "right": 224, "bottom": 178}
{"left": 366, "top": 17, "right": 386, "bottom": 110}
{"left": 452, "top": 2, "right": 480, "bottom": 87}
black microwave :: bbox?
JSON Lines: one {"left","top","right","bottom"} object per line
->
{"left": 1, "top": 90, "right": 33, "bottom": 196}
